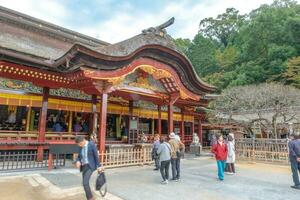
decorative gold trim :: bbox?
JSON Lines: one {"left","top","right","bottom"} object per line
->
{"left": 107, "top": 76, "right": 125, "bottom": 86}
{"left": 139, "top": 65, "right": 172, "bottom": 79}
{"left": 180, "top": 90, "right": 191, "bottom": 100}
{"left": 128, "top": 76, "right": 157, "bottom": 91}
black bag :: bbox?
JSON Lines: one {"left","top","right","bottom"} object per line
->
{"left": 176, "top": 150, "right": 184, "bottom": 159}
{"left": 152, "top": 148, "right": 158, "bottom": 160}
{"left": 95, "top": 172, "right": 107, "bottom": 197}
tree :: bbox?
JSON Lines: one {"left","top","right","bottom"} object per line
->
{"left": 215, "top": 46, "right": 239, "bottom": 70}
{"left": 208, "top": 83, "right": 300, "bottom": 138}
{"left": 283, "top": 56, "right": 300, "bottom": 88}
{"left": 199, "top": 8, "right": 245, "bottom": 47}
{"left": 175, "top": 0, "right": 300, "bottom": 92}
{"left": 187, "top": 34, "right": 219, "bottom": 77}
{"left": 173, "top": 38, "right": 191, "bottom": 55}
{"left": 236, "top": 0, "right": 299, "bottom": 79}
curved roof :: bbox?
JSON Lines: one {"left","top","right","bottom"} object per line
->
{"left": 0, "top": 6, "right": 215, "bottom": 95}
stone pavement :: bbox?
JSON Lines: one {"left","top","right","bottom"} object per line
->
{"left": 0, "top": 157, "right": 299, "bottom": 200}
{"left": 105, "top": 158, "right": 299, "bottom": 200}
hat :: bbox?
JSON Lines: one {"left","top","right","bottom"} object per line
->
{"left": 169, "top": 132, "right": 176, "bottom": 139}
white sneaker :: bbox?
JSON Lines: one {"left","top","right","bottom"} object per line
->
{"left": 161, "top": 180, "right": 168, "bottom": 184}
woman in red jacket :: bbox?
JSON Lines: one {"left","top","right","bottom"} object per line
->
{"left": 212, "top": 134, "right": 228, "bottom": 181}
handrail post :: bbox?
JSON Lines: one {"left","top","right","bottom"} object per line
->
{"left": 48, "top": 153, "right": 53, "bottom": 171}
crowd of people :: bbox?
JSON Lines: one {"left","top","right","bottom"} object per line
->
{"left": 73, "top": 131, "right": 300, "bottom": 200}
{"left": 152, "top": 132, "right": 236, "bottom": 184}
{"left": 211, "top": 133, "right": 236, "bottom": 181}
{"left": 152, "top": 132, "right": 185, "bottom": 184}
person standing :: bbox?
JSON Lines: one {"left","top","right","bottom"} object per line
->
{"left": 152, "top": 134, "right": 160, "bottom": 170}
{"left": 226, "top": 134, "right": 236, "bottom": 174}
{"left": 53, "top": 121, "right": 63, "bottom": 132}
{"left": 157, "top": 136, "right": 171, "bottom": 184}
{"left": 75, "top": 136, "right": 103, "bottom": 200}
{"left": 169, "top": 132, "right": 181, "bottom": 181}
{"left": 212, "top": 134, "right": 228, "bottom": 181}
{"left": 288, "top": 133, "right": 300, "bottom": 190}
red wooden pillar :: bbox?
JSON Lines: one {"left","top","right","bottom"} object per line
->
{"left": 37, "top": 87, "right": 49, "bottom": 161}
{"left": 157, "top": 105, "right": 162, "bottom": 135}
{"left": 198, "top": 118, "right": 203, "bottom": 144}
{"left": 168, "top": 103, "right": 174, "bottom": 134}
{"left": 98, "top": 93, "right": 108, "bottom": 154}
{"left": 91, "top": 95, "right": 97, "bottom": 135}
{"left": 180, "top": 111, "right": 185, "bottom": 141}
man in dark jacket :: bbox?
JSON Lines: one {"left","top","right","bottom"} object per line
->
{"left": 75, "top": 136, "right": 103, "bottom": 200}
{"left": 288, "top": 133, "right": 300, "bottom": 190}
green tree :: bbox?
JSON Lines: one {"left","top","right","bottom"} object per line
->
{"left": 175, "top": 0, "right": 300, "bottom": 92}
{"left": 236, "top": 0, "right": 299, "bottom": 78}
{"left": 199, "top": 8, "right": 245, "bottom": 47}
{"left": 283, "top": 56, "right": 300, "bottom": 88}
{"left": 215, "top": 46, "right": 239, "bottom": 70}
{"left": 187, "top": 34, "right": 219, "bottom": 77}
{"left": 173, "top": 38, "right": 191, "bottom": 55}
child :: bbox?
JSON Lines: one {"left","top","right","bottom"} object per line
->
{"left": 212, "top": 134, "right": 228, "bottom": 181}
{"left": 226, "top": 134, "right": 236, "bottom": 174}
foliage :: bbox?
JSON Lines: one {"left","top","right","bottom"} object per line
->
{"left": 173, "top": 38, "right": 191, "bottom": 55}
{"left": 283, "top": 56, "right": 300, "bottom": 88}
{"left": 186, "top": 34, "right": 219, "bottom": 77}
{"left": 175, "top": 0, "right": 300, "bottom": 92}
{"left": 199, "top": 8, "right": 245, "bottom": 47}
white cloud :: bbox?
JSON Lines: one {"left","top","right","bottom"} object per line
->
{"left": 0, "top": 0, "right": 69, "bottom": 26}
{"left": 0, "top": 0, "right": 298, "bottom": 43}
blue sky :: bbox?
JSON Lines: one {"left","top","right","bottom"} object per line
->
{"left": 0, "top": 0, "right": 297, "bottom": 43}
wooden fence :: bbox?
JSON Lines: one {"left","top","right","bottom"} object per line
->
{"left": 99, "top": 145, "right": 153, "bottom": 168}
{"left": 235, "top": 138, "right": 289, "bottom": 164}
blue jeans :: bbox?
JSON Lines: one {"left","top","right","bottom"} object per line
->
{"left": 290, "top": 160, "right": 300, "bottom": 186}
{"left": 217, "top": 160, "right": 226, "bottom": 180}
{"left": 171, "top": 158, "right": 181, "bottom": 179}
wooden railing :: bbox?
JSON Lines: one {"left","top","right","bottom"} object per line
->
{"left": 184, "top": 135, "right": 193, "bottom": 143}
{"left": 99, "top": 145, "right": 153, "bottom": 168}
{"left": 0, "top": 131, "right": 38, "bottom": 141}
{"left": 45, "top": 132, "right": 87, "bottom": 143}
{"left": 0, "top": 131, "right": 87, "bottom": 144}
{"left": 235, "top": 138, "right": 289, "bottom": 164}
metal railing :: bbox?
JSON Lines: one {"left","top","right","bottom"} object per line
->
{"left": 0, "top": 151, "right": 65, "bottom": 171}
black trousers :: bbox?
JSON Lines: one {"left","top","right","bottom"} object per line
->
{"left": 160, "top": 160, "right": 170, "bottom": 181}
{"left": 82, "top": 165, "right": 93, "bottom": 200}
{"left": 291, "top": 160, "right": 300, "bottom": 186}
{"left": 171, "top": 158, "right": 181, "bottom": 179}
{"left": 227, "top": 163, "right": 235, "bottom": 173}
{"left": 154, "top": 158, "right": 160, "bottom": 169}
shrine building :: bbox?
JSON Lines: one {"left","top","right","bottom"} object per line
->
{"left": 0, "top": 6, "right": 219, "bottom": 159}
